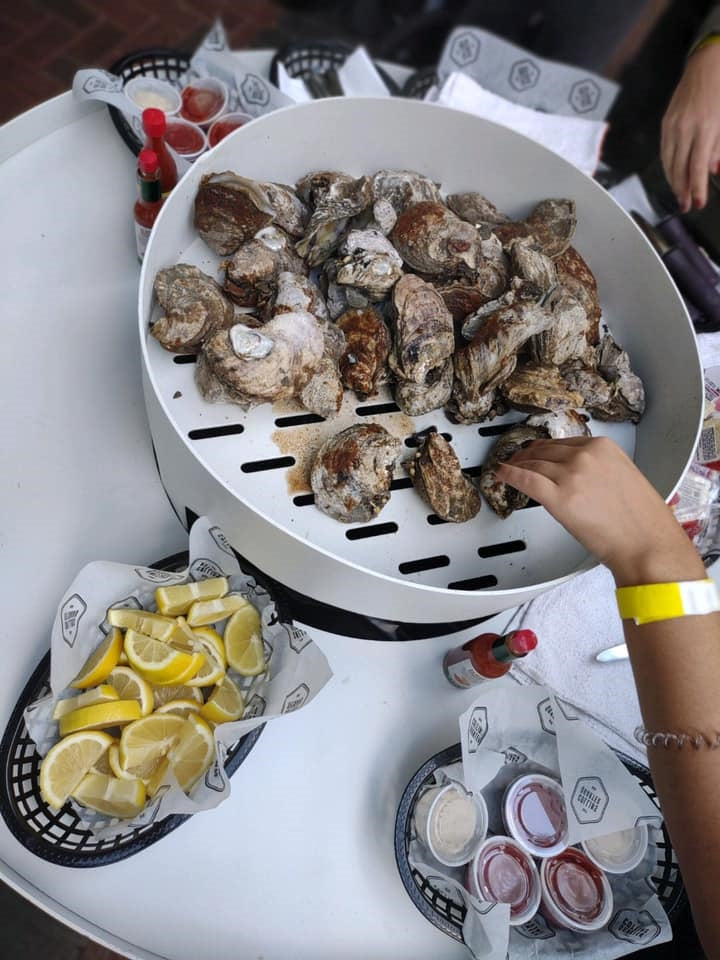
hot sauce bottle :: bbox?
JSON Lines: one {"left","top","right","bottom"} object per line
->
{"left": 141, "top": 108, "right": 178, "bottom": 198}
{"left": 443, "top": 629, "right": 538, "bottom": 687}
{"left": 134, "top": 149, "right": 163, "bottom": 262}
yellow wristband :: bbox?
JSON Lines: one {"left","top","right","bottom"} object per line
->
{"left": 616, "top": 579, "right": 720, "bottom": 625}
{"left": 695, "top": 32, "right": 720, "bottom": 53}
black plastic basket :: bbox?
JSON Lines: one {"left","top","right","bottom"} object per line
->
{"left": 0, "top": 551, "right": 264, "bottom": 868}
{"left": 270, "top": 40, "right": 401, "bottom": 96}
{"left": 401, "top": 67, "right": 438, "bottom": 100}
{"left": 108, "top": 48, "right": 191, "bottom": 156}
{"left": 395, "top": 743, "right": 692, "bottom": 954}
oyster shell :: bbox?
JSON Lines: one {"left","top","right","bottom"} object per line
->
{"left": 555, "top": 246, "right": 602, "bottom": 342}
{"left": 526, "top": 410, "right": 591, "bottom": 438}
{"left": 371, "top": 170, "right": 443, "bottom": 214}
{"left": 296, "top": 173, "right": 373, "bottom": 267}
{"left": 335, "top": 229, "right": 403, "bottom": 300}
{"left": 390, "top": 274, "right": 454, "bottom": 384}
{"left": 499, "top": 361, "right": 585, "bottom": 413}
{"left": 445, "top": 192, "right": 510, "bottom": 228}
{"left": 390, "top": 201, "right": 482, "bottom": 279}
{"left": 222, "top": 227, "right": 307, "bottom": 309}
{"left": 407, "top": 431, "right": 481, "bottom": 522}
{"left": 198, "top": 312, "right": 324, "bottom": 406}
{"left": 311, "top": 423, "right": 401, "bottom": 523}
{"left": 508, "top": 237, "right": 557, "bottom": 293}
{"left": 271, "top": 271, "right": 328, "bottom": 323}
{"left": 480, "top": 424, "right": 549, "bottom": 517}
{"left": 494, "top": 199, "right": 577, "bottom": 259}
{"left": 590, "top": 333, "right": 646, "bottom": 423}
{"left": 194, "top": 173, "right": 307, "bottom": 256}
{"left": 336, "top": 307, "right": 391, "bottom": 399}
{"left": 394, "top": 359, "right": 454, "bottom": 417}
{"left": 560, "top": 360, "right": 613, "bottom": 408}
{"left": 299, "top": 323, "right": 346, "bottom": 420}
{"left": 530, "top": 287, "right": 594, "bottom": 367}
{"left": 152, "top": 264, "right": 235, "bottom": 354}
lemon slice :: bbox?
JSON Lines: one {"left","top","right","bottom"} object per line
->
{"left": 152, "top": 683, "right": 204, "bottom": 709}
{"left": 224, "top": 606, "right": 265, "bottom": 676}
{"left": 119, "top": 714, "right": 186, "bottom": 778}
{"left": 155, "top": 576, "right": 229, "bottom": 617}
{"left": 52, "top": 684, "right": 119, "bottom": 721}
{"left": 107, "top": 608, "right": 175, "bottom": 641}
{"left": 146, "top": 757, "right": 170, "bottom": 798}
{"left": 155, "top": 651, "right": 205, "bottom": 685}
{"left": 105, "top": 666, "right": 154, "bottom": 716}
{"left": 186, "top": 594, "right": 252, "bottom": 627}
{"left": 90, "top": 742, "right": 116, "bottom": 775}
{"left": 72, "top": 772, "right": 146, "bottom": 819}
{"left": 191, "top": 625, "right": 227, "bottom": 667}
{"left": 39, "top": 730, "right": 115, "bottom": 809}
{"left": 200, "top": 675, "right": 245, "bottom": 724}
{"left": 108, "top": 742, "right": 138, "bottom": 782}
{"left": 168, "top": 714, "right": 216, "bottom": 792}
{"left": 58, "top": 700, "right": 143, "bottom": 737}
{"left": 155, "top": 698, "right": 202, "bottom": 718}
{"left": 186, "top": 646, "right": 225, "bottom": 688}
{"left": 124, "top": 629, "right": 203, "bottom": 685}
{"left": 70, "top": 628, "right": 123, "bottom": 689}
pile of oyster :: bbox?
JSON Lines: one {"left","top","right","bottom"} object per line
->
{"left": 150, "top": 169, "right": 645, "bottom": 524}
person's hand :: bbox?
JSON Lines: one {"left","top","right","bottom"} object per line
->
{"left": 661, "top": 42, "right": 720, "bottom": 212}
{"left": 494, "top": 436, "right": 705, "bottom": 586}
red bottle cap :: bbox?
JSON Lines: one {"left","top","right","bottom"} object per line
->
{"left": 506, "top": 629, "right": 538, "bottom": 655}
{"left": 138, "top": 149, "right": 159, "bottom": 175}
{"left": 142, "top": 108, "right": 166, "bottom": 138}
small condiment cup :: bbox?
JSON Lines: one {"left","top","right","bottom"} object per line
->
{"left": 413, "top": 782, "right": 488, "bottom": 867}
{"left": 581, "top": 823, "right": 649, "bottom": 875}
{"left": 208, "top": 111, "right": 254, "bottom": 148}
{"left": 164, "top": 117, "right": 208, "bottom": 161}
{"left": 179, "top": 77, "right": 228, "bottom": 128}
{"left": 466, "top": 835, "right": 541, "bottom": 926}
{"left": 124, "top": 76, "right": 181, "bottom": 115}
{"left": 503, "top": 773, "right": 569, "bottom": 859}
{"left": 540, "top": 848, "right": 613, "bottom": 933}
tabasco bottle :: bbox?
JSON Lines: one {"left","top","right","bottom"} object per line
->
{"left": 134, "top": 149, "right": 163, "bottom": 262}
{"left": 141, "top": 107, "right": 178, "bottom": 198}
{"left": 442, "top": 629, "right": 538, "bottom": 688}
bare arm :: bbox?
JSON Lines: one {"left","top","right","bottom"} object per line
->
{"left": 496, "top": 436, "right": 720, "bottom": 957}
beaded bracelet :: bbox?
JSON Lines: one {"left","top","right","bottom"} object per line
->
{"left": 635, "top": 726, "right": 720, "bottom": 750}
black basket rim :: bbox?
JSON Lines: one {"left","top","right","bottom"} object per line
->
{"left": 0, "top": 550, "right": 265, "bottom": 867}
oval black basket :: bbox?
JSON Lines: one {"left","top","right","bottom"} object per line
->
{"left": 0, "top": 551, "right": 264, "bottom": 868}
{"left": 269, "top": 40, "right": 401, "bottom": 97}
{"left": 395, "top": 743, "right": 692, "bottom": 955}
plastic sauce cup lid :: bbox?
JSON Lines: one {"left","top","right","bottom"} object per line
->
{"left": 503, "top": 774, "right": 569, "bottom": 858}
{"left": 413, "top": 783, "right": 488, "bottom": 867}
{"left": 466, "top": 835, "right": 541, "bottom": 926}
{"left": 582, "top": 824, "right": 649, "bottom": 874}
{"left": 540, "top": 848, "right": 613, "bottom": 932}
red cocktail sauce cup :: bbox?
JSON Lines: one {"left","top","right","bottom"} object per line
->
{"left": 208, "top": 112, "right": 254, "bottom": 148}
{"left": 503, "top": 773, "right": 569, "bottom": 858}
{"left": 165, "top": 118, "right": 207, "bottom": 160}
{"left": 540, "top": 848, "right": 613, "bottom": 933}
{"left": 466, "top": 836, "right": 541, "bottom": 926}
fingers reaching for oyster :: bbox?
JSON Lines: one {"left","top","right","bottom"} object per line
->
{"left": 152, "top": 167, "right": 645, "bottom": 526}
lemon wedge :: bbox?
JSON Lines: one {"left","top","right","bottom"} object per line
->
{"left": 90, "top": 742, "right": 116, "bottom": 775}
{"left": 70, "top": 628, "right": 123, "bottom": 689}
{"left": 155, "top": 577, "right": 229, "bottom": 617}
{"left": 72, "top": 772, "right": 146, "bottom": 819}
{"left": 145, "top": 757, "right": 171, "bottom": 798}
{"left": 108, "top": 742, "right": 139, "bottom": 782}
{"left": 200, "top": 675, "right": 245, "bottom": 724}
{"left": 152, "top": 683, "right": 204, "bottom": 709}
{"left": 52, "top": 684, "right": 119, "bottom": 721}
{"left": 124, "top": 629, "right": 203, "bottom": 685}
{"left": 191, "top": 625, "right": 227, "bottom": 667}
{"left": 224, "top": 606, "right": 265, "bottom": 676}
{"left": 58, "top": 700, "right": 143, "bottom": 737}
{"left": 119, "top": 714, "right": 186, "bottom": 778}
{"left": 186, "top": 594, "right": 252, "bottom": 627}
{"left": 154, "top": 698, "right": 202, "bottom": 718}
{"left": 168, "top": 714, "right": 216, "bottom": 792}
{"left": 107, "top": 608, "right": 175, "bottom": 641}
{"left": 186, "top": 646, "right": 225, "bottom": 688}
{"left": 39, "top": 730, "right": 115, "bottom": 809}
{"left": 105, "top": 666, "right": 154, "bottom": 716}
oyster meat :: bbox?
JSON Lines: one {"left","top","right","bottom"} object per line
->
{"left": 336, "top": 307, "right": 391, "bottom": 399}
{"left": 406, "top": 431, "right": 481, "bottom": 523}
{"left": 480, "top": 424, "right": 549, "bottom": 518}
{"left": 390, "top": 274, "right": 454, "bottom": 383}
{"left": 222, "top": 227, "right": 307, "bottom": 309}
{"left": 390, "top": 201, "right": 482, "bottom": 279}
{"left": 335, "top": 229, "right": 404, "bottom": 300}
{"left": 394, "top": 358, "right": 454, "bottom": 417}
{"left": 152, "top": 264, "right": 235, "bottom": 354}
{"left": 311, "top": 423, "right": 402, "bottom": 523}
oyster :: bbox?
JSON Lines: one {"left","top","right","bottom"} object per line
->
{"left": 296, "top": 173, "right": 373, "bottom": 267}
{"left": 390, "top": 201, "right": 482, "bottom": 279}
{"left": 335, "top": 229, "right": 403, "bottom": 300}
{"left": 508, "top": 237, "right": 557, "bottom": 293}
{"left": 390, "top": 274, "right": 454, "bottom": 384}
{"left": 590, "top": 334, "right": 646, "bottom": 423}
{"left": 445, "top": 192, "right": 510, "bottom": 227}
{"left": 479, "top": 424, "right": 549, "bottom": 518}
{"left": 222, "top": 227, "right": 307, "bottom": 309}
{"left": 555, "top": 246, "right": 602, "bottom": 342}
{"left": 271, "top": 271, "right": 328, "bottom": 323}
{"left": 494, "top": 199, "right": 577, "bottom": 259}
{"left": 336, "top": 308, "right": 391, "bottom": 400}
{"left": 198, "top": 312, "right": 324, "bottom": 406}
{"left": 371, "top": 170, "right": 443, "bottom": 214}
{"left": 530, "top": 287, "right": 594, "bottom": 367}
{"left": 194, "top": 173, "right": 307, "bottom": 255}
{"left": 499, "top": 362, "right": 585, "bottom": 413}
{"left": 311, "top": 423, "right": 401, "bottom": 523}
{"left": 526, "top": 410, "right": 591, "bottom": 438}
{"left": 299, "top": 323, "right": 346, "bottom": 420}
{"left": 152, "top": 264, "right": 235, "bottom": 354}
{"left": 407, "top": 431, "right": 481, "bottom": 523}
{"left": 560, "top": 360, "right": 613, "bottom": 408}
{"left": 395, "top": 359, "right": 454, "bottom": 417}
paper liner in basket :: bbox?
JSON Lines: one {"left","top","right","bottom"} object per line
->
{"left": 23, "top": 516, "right": 332, "bottom": 840}
{"left": 409, "top": 680, "right": 672, "bottom": 960}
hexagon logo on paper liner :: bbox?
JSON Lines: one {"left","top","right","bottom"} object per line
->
{"left": 466, "top": 706, "right": 488, "bottom": 753}
{"left": 98, "top": 593, "right": 141, "bottom": 635}
{"left": 609, "top": 909, "right": 662, "bottom": 946}
{"left": 208, "top": 525, "right": 236, "bottom": 558}
{"left": 502, "top": 746, "right": 527, "bottom": 765}
{"left": 537, "top": 697, "right": 556, "bottom": 735}
{"left": 517, "top": 913, "right": 556, "bottom": 940}
{"left": 60, "top": 594, "right": 87, "bottom": 648}
{"left": 134, "top": 567, "right": 184, "bottom": 584}
{"left": 240, "top": 74, "right": 271, "bottom": 108}
{"left": 569, "top": 79, "right": 601, "bottom": 114}
{"left": 82, "top": 72, "right": 122, "bottom": 95}
{"left": 286, "top": 624, "right": 312, "bottom": 654}
{"left": 204, "top": 757, "right": 226, "bottom": 793}
{"left": 509, "top": 58, "right": 541, "bottom": 92}
{"left": 189, "top": 558, "right": 224, "bottom": 580}
{"left": 244, "top": 693, "right": 267, "bottom": 719}
{"left": 282, "top": 683, "right": 310, "bottom": 714}
{"left": 571, "top": 776, "right": 609, "bottom": 824}
{"left": 425, "top": 875, "right": 466, "bottom": 908}
{"left": 449, "top": 31, "right": 481, "bottom": 68}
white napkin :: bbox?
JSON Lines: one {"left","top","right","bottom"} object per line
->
{"left": 433, "top": 71, "right": 607, "bottom": 177}
{"left": 502, "top": 565, "right": 645, "bottom": 763}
